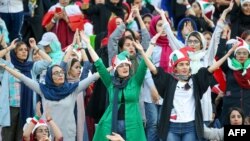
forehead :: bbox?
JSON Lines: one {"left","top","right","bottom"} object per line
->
{"left": 230, "top": 110, "right": 241, "bottom": 115}
{"left": 52, "top": 66, "right": 63, "bottom": 72}
{"left": 17, "top": 44, "right": 28, "bottom": 49}
{"left": 236, "top": 48, "right": 249, "bottom": 53}
{"left": 124, "top": 38, "right": 132, "bottom": 43}
{"left": 188, "top": 35, "right": 199, "bottom": 40}
{"left": 156, "top": 19, "right": 163, "bottom": 25}
{"left": 37, "top": 125, "right": 48, "bottom": 130}
{"left": 177, "top": 60, "right": 190, "bottom": 65}
{"left": 133, "top": 0, "right": 141, "bottom": 3}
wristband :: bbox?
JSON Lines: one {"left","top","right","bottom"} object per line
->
{"left": 31, "top": 118, "right": 38, "bottom": 124}
{"left": 34, "top": 115, "right": 40, "bottom": 121}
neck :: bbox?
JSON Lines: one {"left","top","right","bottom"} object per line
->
{"left": 18, "top": 58, "right": 25, "bottom": 63}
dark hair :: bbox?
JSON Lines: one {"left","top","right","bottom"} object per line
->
{"left": 225, "top": 107, "right": 245, "bottom": 125}
{"left": 33, "top": 126, "right": 50, "bottom": 141}
{"left": 203, "top": 31, "right": 212, "bottom": 37}
{"left": 70, "top": 58, "right": 80, "bottom": 68}
{"left": 118, "top": 36, "right": 134, "bottom": 53}
{"left": 241, "top": 30, "right": 250, "bottom": 40}
{"left": 14, "top": 41, "right": 29, "bottom": 60}
{"left": 124, "top": 28, "right": 136, "bottom": 40}
{"left": 188, "top": 32, "right": 203, "bottom": 49}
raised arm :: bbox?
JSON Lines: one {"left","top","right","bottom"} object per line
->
{"left": 142, "top": 31, "right": 163, "bottom": 75}
{"left": 80, "top": 30, "right": 112, "bottom": 87}
{"left": 108, "top": 23, "right": 126, "bottom": 65}
{"left": 45, "top": 106, "right": 63, "bottom": 141}
{"left": 80, "top": 30, "right": 99, "bottom": 62}
{"left": 154, "top": 6, "right": 184, "bottom": 50}
{"left": 133, "top": 6, "right": 150, "bottom": 50}
{"left": 0, "top": 64, "right": 43, "bottom": 94}
{"left": 29, "top": 38, "right": 52, "bottom": 63}
{"left": 23, "top": 102, "right": 43, "bottom": 141}
{"left": 0, "top": 39, "right": 17, "bottom": 59}
{"left": 208, "top": 42, "right": 238, "bottom": 73}
{"left": 206, "top": 1, "right": 234, "bottom": 66}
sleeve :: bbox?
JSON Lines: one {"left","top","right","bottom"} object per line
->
{"left": 74, "top": 73, "right": 99, "bottom": 94}
{"left": 216, "top": 38, "right": 229, "bottom": 72}
{"left": 140, "top": 28, "right": 151, "bottom": 51}
{"left": 205, "top": 21, "right": 225, "bottom": 66}
{"left": 203, "top": 125, "right": 224, "bottom": 141}
{"left": 82, "top": 4, "right": 101, "bottom": 15}
{"left": 60, "top": 61, "right": 67, "bottom": 72}
{"left": 195, "top": 68, "right": 218, "bottom": 96}
{"left": 134, "top": 59, "right": 147, "bottom": 85}
{"left": 80, "top": 61, "right": 92, "bottom": 80}
{"left": 107, "top": 24, "right": 126, "bottom": 66}
{"left": 32, "top": 61, "right": 51, "bottom": 76}
{"left": 19, "top": 75, "right": 43, "bottom": 95}
{"left": 230, "top": 3, "right": 241, "bottom": 22}
{"left": 151, "top": 67, "right": 169, "bottom": 98}
{"left": 163, "top": 23, "right": 184, "bottom": 50}
{"left": 94, "top": 59, "right": 112, "bottom": 88}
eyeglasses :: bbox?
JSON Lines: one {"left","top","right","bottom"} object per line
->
{"left": 235, "top": 51, "right": 249, "bottom": 56}
{"left": 52, "top": 70, "right": 64, "bottom": 76}
{"left": 187, "top": 40, "right": 200, "bottom": 45}
{"left": 36, "top": 129, "right": 49, "bottom": 134}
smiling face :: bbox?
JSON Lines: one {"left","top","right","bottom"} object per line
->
{"left": 34, "top": 126, "right": 49, "bottom": 141}
{"left": 235, "top": 48, "right": 249, "bottom": 63}
{"left": 174, "top": 60, "right": 190, "bottom": 76}
{"left": 68, "top": 61, "right": 81, "bottom": 79}
{"left": 242, "top": 2, "right": 250, "bottom": 16}
{"left": 230, "top": 110, "right": 243, "bottom": 125}
{"left": 15, "top": 43, "right": 28, "bottom": 62}
{"left": 116, "top": 63, "right": 130, "bottom": 78}
{"left": 52, "top": 66, "right": 65, "bottom": 85}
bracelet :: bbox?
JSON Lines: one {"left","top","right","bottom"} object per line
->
{"left": 34, "top": 115, "right": 40, "bottom": 120}
{"left": 31, "top": 118, "right": 37, "bottom": 124}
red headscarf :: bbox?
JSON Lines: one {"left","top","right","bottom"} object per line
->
{"left": 101, "top": 17, "right": 119, "bottom": 47}
{"left": 149, "top": 15, "right": 172, "bottom": 73}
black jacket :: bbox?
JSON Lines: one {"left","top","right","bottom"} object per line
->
{"left": 152, "top": 67, "right": 216, "bottom": 140}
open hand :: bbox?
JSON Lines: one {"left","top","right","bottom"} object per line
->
{"left": 106, "top": 132, "right": 125, "bottom": 141}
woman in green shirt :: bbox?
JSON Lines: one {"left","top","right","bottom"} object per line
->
{"left": 81, "top": 31, "right": 154, "bottom": 141}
